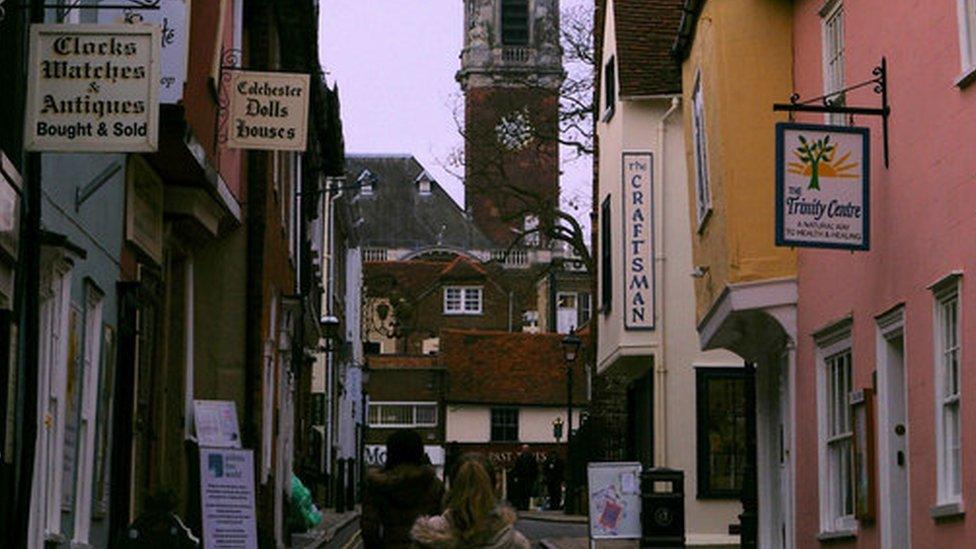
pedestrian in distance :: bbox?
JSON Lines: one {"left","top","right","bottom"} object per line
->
{"left": 510, "top": 444, "right": 538, "bottom": 511}
{"left": 362, "top": 430, "right": 445, "bottom": 549}
{"left": 411, "top": 453, "right": 530, "bottom": 549}
{"left": 543, "top": 451, "right": 564, "bottom": 510}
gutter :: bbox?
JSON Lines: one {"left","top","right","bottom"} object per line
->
{"left": 672, "top": 0, "right": 706, "bottom": 61}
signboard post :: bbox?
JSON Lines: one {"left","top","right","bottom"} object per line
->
{"left": 587, "top": 462, "right": 642, "bottom": 545}
{"left": 25, "top": 24, "right": 161, "bottom": 152}
{"left": 775, "top": 123, "right": 870, "bottom": 250}
{"left": 622, "top": 152, "right": 654, "bottom": 330}
{"left": 226, "top": 70, "right": 310, "bottom": 151}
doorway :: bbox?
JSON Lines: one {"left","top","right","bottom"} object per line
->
{"left": 877, "top": 311, "right": 909, "bottom": 549}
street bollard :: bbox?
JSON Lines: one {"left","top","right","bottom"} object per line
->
{"left": 640, "top": 468, "right": 685, "bottom": 548}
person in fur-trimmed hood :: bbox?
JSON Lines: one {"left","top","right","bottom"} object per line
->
{"left": 411, "top": 455, "right": 530, "bottom": 549}
{"left": 362, "top": 430, "right": 445, "bottom": 549}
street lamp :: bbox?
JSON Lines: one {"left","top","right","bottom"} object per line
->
{"left": 552, "top": 416, "right": 564, "bottom": 442}
{"left": 561, "top": 330, "right": 581, "bottom": 514}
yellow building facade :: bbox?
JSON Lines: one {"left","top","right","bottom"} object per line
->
{"left": 675, "top": 1, "right": 798, "bottom": 547}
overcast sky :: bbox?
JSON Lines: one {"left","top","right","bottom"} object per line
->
{"left": 319, "top": 0, "right": 591, "bottom": 228}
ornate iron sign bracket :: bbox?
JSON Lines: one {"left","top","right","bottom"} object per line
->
{"left": 774, "top": 57, "right": 890, "bottom": 168}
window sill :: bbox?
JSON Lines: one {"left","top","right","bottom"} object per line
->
{"left": 442, "top": 312, "right": 483, "bottom": 316}
{"left": 816, "top": 529, "right": 857, "bottom": 542}
{"left": 955, "top": 66, "right": 976, "bottom": 89}
{"left": 930, "top": 501, "right": 965, "bottom": 521}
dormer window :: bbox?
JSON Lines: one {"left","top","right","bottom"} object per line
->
{"left": 501, "top": 0, "right": 529, "bottom": 46}
{"left": 357, "top": 169, "right": 374, "bottom": 196}
{"left": 415, "top": 171, "right": 433, "bottom": 195}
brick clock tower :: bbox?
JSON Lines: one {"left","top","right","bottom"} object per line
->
{"left": 458, "top": 0, "right": 564, "bottom": 247}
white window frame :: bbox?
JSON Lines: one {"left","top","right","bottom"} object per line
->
{"left": 934, "top": 278, "right": 963, "bottom": 505}
{"left": 72, "top": 284, "right": 103, "bottom": 545}
{"left": 821, "top": 0, "right": 846, "bottom": 125}
{"left": 957, "top": 0, "right": 976, "bottom": 84}
{"left": 691, "top": 72, "right": 712, "bottom": 229}
{"left": 443, "top": 286, "right": 483, "bottom": 315}
{"left": 367, "top": 402, "right": 439, "bottom": 428}
{"left": 815, "top": 321, "right": 857, "bottom": 535}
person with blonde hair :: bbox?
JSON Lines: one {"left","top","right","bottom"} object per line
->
{"left": 411, "top": 454, "right": 530, "bottom": 549}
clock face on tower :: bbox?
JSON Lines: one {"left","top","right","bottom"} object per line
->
{"left": 495, "top": 109, "right": 535, "bottom": 151}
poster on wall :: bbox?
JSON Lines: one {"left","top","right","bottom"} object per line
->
{"left": 622, "top": 152, "right": 654, "bottom": 330}
{"left": 775, "top": 123, "right": 869, "bottom": 250}
{"left": 226, "top": 70, "right": 310, "bottom": 151}
{"left": 25, "top": 24, "right": 161, "bottom": 152}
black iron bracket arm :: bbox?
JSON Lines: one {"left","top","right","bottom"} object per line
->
{"left": 774, "top": 57, "right": 890, "bottom": 168}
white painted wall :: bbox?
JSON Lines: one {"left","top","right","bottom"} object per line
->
{"left": 445, "top": 405, "right": 583, "bottom": 443}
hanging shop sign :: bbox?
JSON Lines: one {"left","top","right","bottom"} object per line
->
{"left": 99, "top": 0, "right": 190, "bottom": 104}
{"left": 199, "top": 447, "right": 258, "bottom": 549}
{"left": 622, "top": 152, "right": 655, "bottom": 330}
{"left": 775, "top": 123, "right": 869, "bottom": 250}
{"left": 226, "top": 70, "right": 310, "bottom": 151}
{"left": 25, "top": 24, "right": 161, "bottom": 152}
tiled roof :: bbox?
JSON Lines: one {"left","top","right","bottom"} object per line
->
{"left": 366, "top": 355, "right": 442, "bottom": 370}
{"left": 363, "top": 260, "right": 446, "bottom": 297}
{"left": 345, "top": 155, "right": 494, "bottom": 251}
{"left": 441, "top": 329, "right": 589, "bottom": 406}
{"left": 612, "top": 0, "right": 683, "bottom": 97}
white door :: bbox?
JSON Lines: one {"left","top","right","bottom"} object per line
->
{"left": 777, "top": 353, "right": 793, "bottom": 549}
{"left": 72, "top": 287, "right": 103, "bottom": 544}
{"left": 881, "top": 331, "right": 909, "bottom": 548}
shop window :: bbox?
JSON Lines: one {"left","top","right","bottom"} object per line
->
{"left": 501, "top": 0, "right": 529, "bottom": 46}
{"left": 934, "top": 279, "right": 962, "bottom": 504}
{"left": 821, "top": 1, "right": 846, "bottom": 125}
{"left": 600, "top": 196, "right": 612, "bottom": 312}
{"left": 692, "top": 73, "right": 712, "bottom": 227}
{"left": 443, "top": 286, "right": 482, "bottom": 315}
{"left": 696, "top": 368, "right": 748, "bottom": 498}
{"left": 491, "top": 408, "right": 519, "bottom": 442}
{"left": 815, "top": 320, "right": 855, "bottom": 535}
{"left": 603, "top": 56, "right": 616, "bottom": 121}
{"left": 958, "top": 0, "right": 976, "bottom": 82}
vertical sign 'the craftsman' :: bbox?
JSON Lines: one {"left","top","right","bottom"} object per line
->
{"left": 622, "top": 152, "right": 655, "bottom": 330}
{"left": 25, "top": 24, "right": 161, "bottom": 152}
{"left": 227, "top": 70, "right": 311, "bottom": 151}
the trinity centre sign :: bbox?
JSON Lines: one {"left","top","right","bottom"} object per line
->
{"left": 622, "top": 152, "right": 654, "bottom": 330}
{"left": 25, "top": 24, "right": 161, "bottom": 153}
{"left": 775, "top": 122, "right": 870, "bottom": 250}
{"left": 227, "top": 70, "right": 311, "bottom": 151}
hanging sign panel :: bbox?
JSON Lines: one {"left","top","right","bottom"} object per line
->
{"left": 226, "top": 70, "right": 310, "bottom": 151}
{"left": 622, "top": 152, "right": 654, "bottom": 330}
{"left": 25, "top": 24, "right": 161, "bottom": 152}
{"left": 99, "top": 0, "right": 190, "bottom": 104}
{"left": 775, "top": 123, "right": 869, "bottom": 250}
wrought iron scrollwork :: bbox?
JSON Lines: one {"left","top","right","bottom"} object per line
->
{"left": 213, "top": 48, "right": 244, "bottom": 160}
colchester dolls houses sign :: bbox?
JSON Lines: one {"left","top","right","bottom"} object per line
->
{"left": 775, "top": 123, "right": 870, "bottom": 250}
{"left": 622, "top": 152, "right": 655, "bottom": 330}
{"left": 227, "top": 70, "right": 310, "bottom": 151}
{"left": 25, "top": 24, "right": 161, "bottom": 152}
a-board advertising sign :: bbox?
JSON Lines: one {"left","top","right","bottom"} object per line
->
{"left": 199, "top": 447, "right": 258, "bottom": 549}
{"left": 587, "top": 462, "right": 642, "bottom": 541}
{"left": 25, "top": 24, "right": 161, "bottom": 152}
{"left": 226, "top": 70, "right": 310, "bottom": 151}
{"left": 622, "top": 152, "right": 654, "bottom": 330}
{"left": 99, "top": 0, "right": 190, "bottom": 104}
{"left": 775, "top": 123, "right": 870, "bottom": 250}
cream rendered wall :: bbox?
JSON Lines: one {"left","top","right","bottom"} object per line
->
{"left": 446, "top": 405, "right": 583, "bottom": 443}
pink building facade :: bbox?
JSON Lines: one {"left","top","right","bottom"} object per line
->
{"left": 792, "top": 0, "right": 976, "bottom": 547}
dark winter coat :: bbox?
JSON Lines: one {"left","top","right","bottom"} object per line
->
{"left": 410, "top": 506, "right": 531, "bottom": 549}
{"left": 362, "top": 464, "right": 445, "bottom": 549}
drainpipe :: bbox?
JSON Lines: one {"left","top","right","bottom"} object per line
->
{"left": 508, "top": 291, "right": 514, "bottom": 332}
{"left": 325, "top": 180, "right": 343, "bottom": 501}
{"left": 654, "top": 97, "right": 681, "bottom": 467}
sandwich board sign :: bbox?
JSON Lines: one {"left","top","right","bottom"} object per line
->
{"left": 775, "top": 122, "right": 870, "bottom": 250}
{"left": 587, "top": 462, "right": 642, "bottom": 543}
